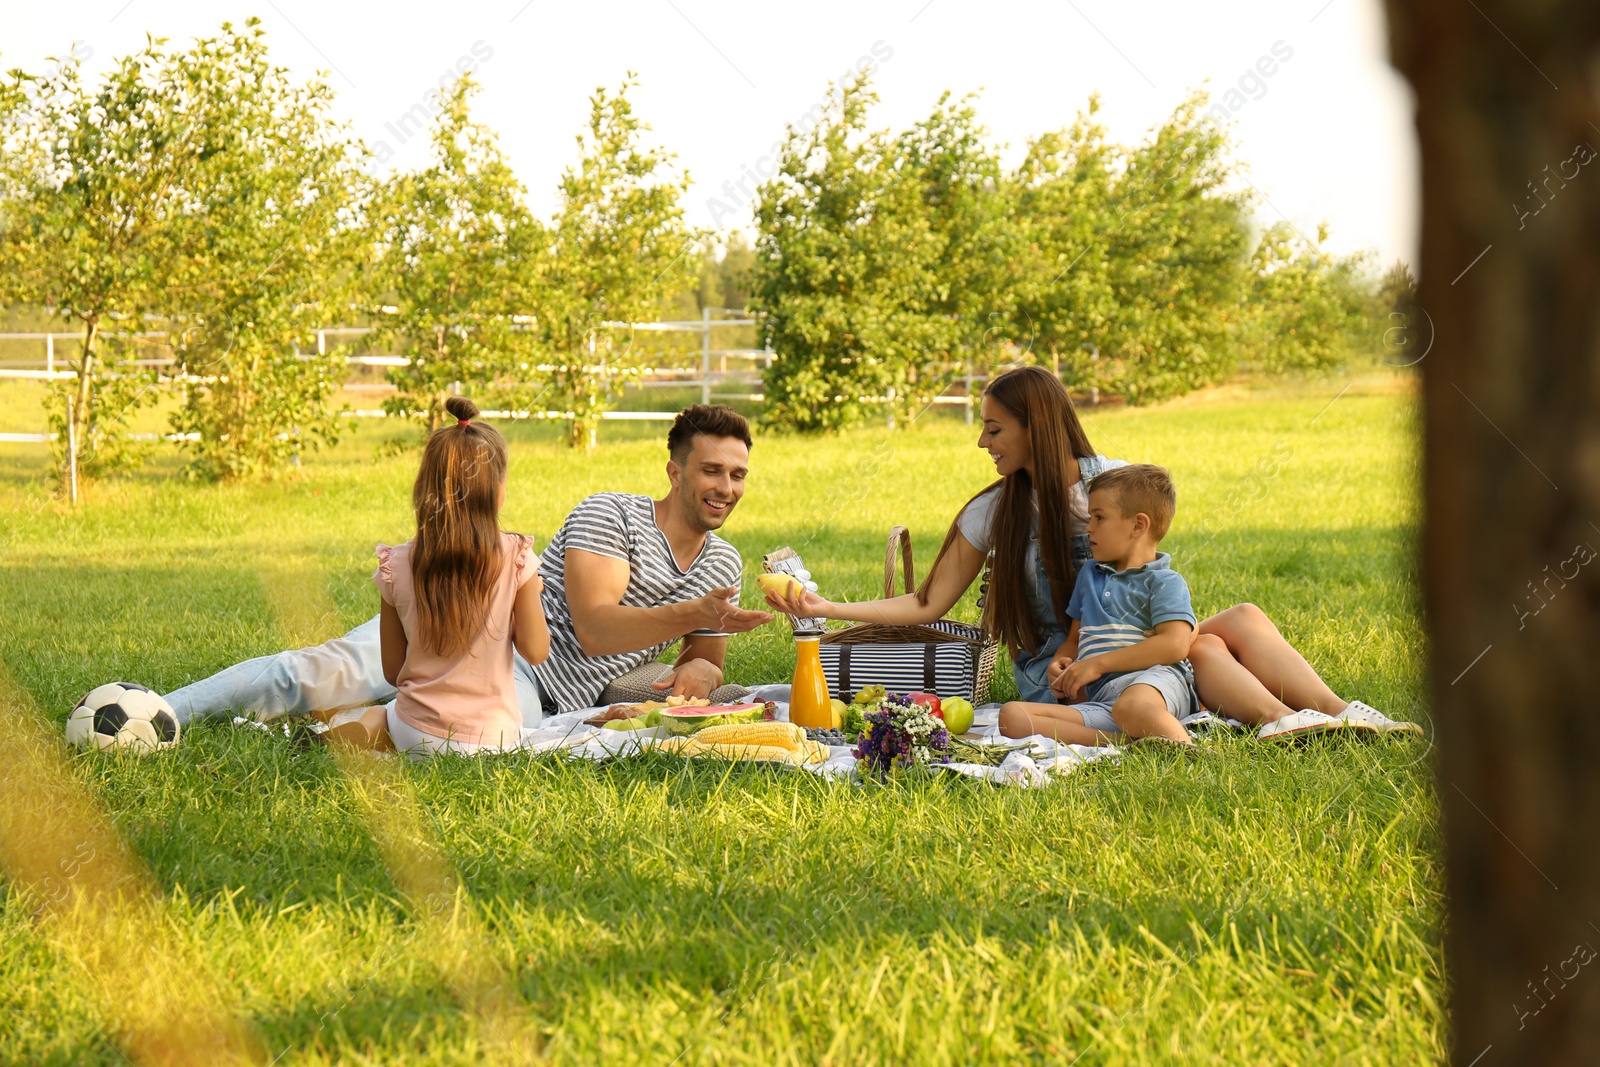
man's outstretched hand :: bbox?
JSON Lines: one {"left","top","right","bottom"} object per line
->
{"left": 695, "top": 587, "right": 773, "bottom": 633}
{"left": 651, "top": 657, "right": 724, "bottom": 698}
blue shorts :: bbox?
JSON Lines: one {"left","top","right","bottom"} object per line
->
{"left": 1013, "top": 639, "right": 1197, "bottom": 734}
{"left": 1073, "top": 664, "right": 1198, "bottom": 732}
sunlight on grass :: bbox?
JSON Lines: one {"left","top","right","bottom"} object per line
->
{"left": 0, "top": 375, "right": 1439, "bottom": 1065}
{"left": 0, "top": 669, "right": 261, "bottom": 1067}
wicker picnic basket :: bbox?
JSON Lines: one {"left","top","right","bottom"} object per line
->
{"left": 813, "top": 526, "right": 999, "bottom": 705}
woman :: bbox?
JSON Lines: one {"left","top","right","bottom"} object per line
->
{"left": 762, "top": 366, "right": 1418, "bottom": 745}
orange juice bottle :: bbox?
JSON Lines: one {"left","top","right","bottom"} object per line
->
{"left": 790, "top": 635, "right": 831, "bottom": 728}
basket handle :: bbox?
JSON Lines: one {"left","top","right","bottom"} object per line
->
{"left": 884, "top": 525, "right": 915, "bottom": 598}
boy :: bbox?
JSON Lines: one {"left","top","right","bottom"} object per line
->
{"left": 997, "top": 463, "right": 1340, "bottom": 751}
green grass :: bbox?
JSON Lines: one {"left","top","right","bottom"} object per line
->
{"left": 0, "top": 373, "right": 1441, "bottom": 1065}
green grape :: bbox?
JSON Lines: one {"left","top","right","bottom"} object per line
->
{"left": 853, "top": 684, "right": 887, "bottom": 707}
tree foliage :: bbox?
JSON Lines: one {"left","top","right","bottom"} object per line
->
{"left": 536, "top": 74, "right": 698, "bottom": 448}
{"left": 0, "top": 21, "right": 372, "bottom": 484}
{"left": 1026, "top": 94, "right": 1254, "bottom": 402}
{"left": 369, "top": 75, "right": 542, "bottom": 436}
{"left": 753, "top": 84, "right": 1382, "bottom": 430}
{"left": 0, "top": 36, "right": 206, "bottom": 482}
{"left": 369, "top": 74, "right": 695, "bottom": 449}
{"left": 2, "top": 25, "right": 1391, "bottom": 469}
{"left": 893, "top": 92, "right": 1025, "bottom": 413}
{"left": 165, "top": 22, "right": 369, "bottom": 479}
{"left": 1238, "top": 221, "right": 1373, "bottom": 373}
{"left": 700, "top": 234, "right": 756, "bottom": 311}
{"left": 752, "top": 77, "right": 946, "bottom": 432}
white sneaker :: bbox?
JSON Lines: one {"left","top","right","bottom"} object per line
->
{"left": 1258, "top": 709, "right": 1343, "bottom": 743}
{"left": 1336, "top": 700, "right": 1423, "bottom": 737}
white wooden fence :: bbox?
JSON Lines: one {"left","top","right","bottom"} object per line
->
{"left": 0, "top": 309, "right": 981, "bottom": 443}
{"left": 5, "top": 311, "right": 764, "bottom": 441}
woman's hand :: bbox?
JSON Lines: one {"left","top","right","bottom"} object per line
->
{"left": 762, "top": 583, "right": 833, "bottom": 620}
{"left": 756, "top": 530, "right": 987, "bottom": 627}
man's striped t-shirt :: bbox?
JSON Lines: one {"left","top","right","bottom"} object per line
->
{"left": 531, "top": 492, "right": 742, "bottom": 712}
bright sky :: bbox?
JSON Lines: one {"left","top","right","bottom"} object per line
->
{"left": 8, "top": 0, "right": 1418, "bottom": 268}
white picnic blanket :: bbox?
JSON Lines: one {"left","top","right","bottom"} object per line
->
{"left": 237, "top": 683, "right": 1234, "bottom": 784}
{"left": 519, "top": 687, "right": 1121, "bottom": 788}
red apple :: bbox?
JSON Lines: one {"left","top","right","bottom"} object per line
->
{"left": 908, "top": 692, "right": 943, "bottom": 718}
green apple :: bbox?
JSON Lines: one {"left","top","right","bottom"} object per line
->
{"left": 942, "top": 696, "right": 975, "bottom": 735}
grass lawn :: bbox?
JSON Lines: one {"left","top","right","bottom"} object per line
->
{"left": 0, "top": 373, "right": 1442, "bottom": 1065}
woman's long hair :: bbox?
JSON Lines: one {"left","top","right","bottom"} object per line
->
{"left": 916, "top": 366, "right": 1096, "bottom": 655}
{"left": 411, "top": 396, "right": 508, "bottom": 658}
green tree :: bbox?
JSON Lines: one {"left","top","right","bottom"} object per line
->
{"left": 682, "top": 234, "right": 758, "bottom": 312}
{"left": 369, "top": 75, "right": 543, "bottom": 434}
{"left": 1240, "top": 221, "right": 1374, "bottom": 373}
{"left": 164, "top": 21, "right": 369, "bottom": 479}
{"left": 692, "top": 241, "right": 724, "bottom": 311}
{"left": 752, "top": 81, "right": 1026, "bottom": 430}
{"left": 713, "top": 233, "right": 756, "bottom": 310}
{"left": 754, "top": 83, "right": 1259, "bottom": 429}
{"left": 1024, "top": 94, "right": 1254, "bottom": 403}
{"left": 751, "top": 76, "right": 942, "bottom": 432}
{"left": 893, "top": 91, "right": 1023, "bottom": 412}
{"left": 0, "top": 38, "right": 209, "bottom": 486}
{"left": 538, "top": 74, "right": 698, "bottom": 448}
{"left": 1011, "top": 96, "right": 1121, "bottom": 379}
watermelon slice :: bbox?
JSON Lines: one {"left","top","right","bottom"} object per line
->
{"left": 652, "top": 702, "right": 773, "bottom": 736}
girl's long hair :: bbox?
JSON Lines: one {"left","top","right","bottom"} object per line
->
{"left": 411, "top": 396, "right": 508, "bottom": 658}
{"left": 916, "top": 366, "right": 1096, "bottom": 655}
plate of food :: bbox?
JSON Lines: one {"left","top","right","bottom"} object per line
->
{"left": 582, "top": 696, "right": 709, "bottom": 728}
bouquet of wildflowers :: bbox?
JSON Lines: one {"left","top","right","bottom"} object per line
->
{"left": 852, "top": 692, "right": 950, "bottom": 776}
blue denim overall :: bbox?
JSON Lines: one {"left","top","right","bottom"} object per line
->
{"left": 1008, "top": 454, "right": 1120, "bottom": 703}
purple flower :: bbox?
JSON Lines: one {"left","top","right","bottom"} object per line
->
{"left": 853, "top": 692, "right": 952, "bottom": 776}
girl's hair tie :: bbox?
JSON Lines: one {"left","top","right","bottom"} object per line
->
{"left": 457, "top": 418, "right": 471, "bottom": 426}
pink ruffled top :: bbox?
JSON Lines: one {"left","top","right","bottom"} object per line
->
{"left": 374, "top": 532, "right": 537, "bottom": 746}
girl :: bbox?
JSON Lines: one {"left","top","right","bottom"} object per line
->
{"left": 334, "top": 396, "right": 549, "bottom": 758}
{"left": 761, "top": 365, "right": 1417, "bottom": 745}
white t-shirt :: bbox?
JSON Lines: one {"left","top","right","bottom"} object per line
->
{"left": 954, "top": 456, "right": 1122, "bottom": 644}
{"left": 955, "top": 481, "right": 1090, "bottom": 554}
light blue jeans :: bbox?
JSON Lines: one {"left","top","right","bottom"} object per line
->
{"left": 163, "top": 616, "right": 544, "bottom": 728}
{"left": 1008, "top": 523, "right": 1094, "bottom": 703}
{"left": 1011, "top": 629, "right": 1071, "bottom": 704}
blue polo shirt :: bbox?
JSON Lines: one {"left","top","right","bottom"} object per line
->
{"left": 1066, "top": 552, "right": 1196, "bottom": 682}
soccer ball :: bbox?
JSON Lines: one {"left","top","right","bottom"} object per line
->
{"left": 66, "top": 683, "right": 181, "bottom": 753}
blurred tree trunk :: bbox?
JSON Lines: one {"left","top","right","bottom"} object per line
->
{"left": 1385, "top": 0, "right": 1600, "bottom": 1063}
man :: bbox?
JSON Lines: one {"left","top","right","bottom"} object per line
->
{"left": 164, "top": 404, "right": 773, "bottom": 725}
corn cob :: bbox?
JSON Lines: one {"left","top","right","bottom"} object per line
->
{"left": 653, "top": 733, "right": 829, "bottom": 765}
{"left": 693, "top": 721, "right": 806, "bottom": 750}
{"left": 679, "top": 741, "right": 800, "bottom": 763}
